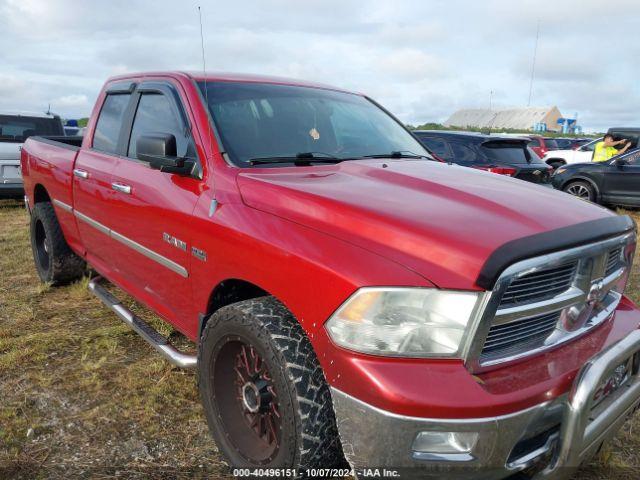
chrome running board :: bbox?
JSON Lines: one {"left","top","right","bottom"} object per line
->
{"left": 88, "top": 276, "right": 197, "bottom": 369}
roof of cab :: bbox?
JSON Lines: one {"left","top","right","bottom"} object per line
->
{"left": 105, "top": 71, "right": 358, "bottom": 95}
{"left": 0, "top": 110, "right": 58, "bottom": 119}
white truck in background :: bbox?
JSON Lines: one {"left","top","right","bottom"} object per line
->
{"left": 542, "top": 137, "right": 600, "bottom": 168}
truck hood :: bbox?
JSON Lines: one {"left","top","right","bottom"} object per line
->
{"left": 237, "top": 159, "right": 614, "bottom": 290}
{"left": 0, "top": 142, "right": 22, "bottom": 161}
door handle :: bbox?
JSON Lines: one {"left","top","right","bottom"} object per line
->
{"left": 111, "top": 182, "right": 132, "bottom": 194}
{"left": 73, "top": 169, "right": 89, "bottom": 179}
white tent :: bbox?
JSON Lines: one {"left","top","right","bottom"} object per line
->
{"left": 444, "top": 106, "right": 563, "bottom": 131}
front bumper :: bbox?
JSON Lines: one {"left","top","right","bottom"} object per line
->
{"left": 331, "top": 329, "right": 640, "bottom": 479}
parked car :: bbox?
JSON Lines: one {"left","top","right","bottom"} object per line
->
{"left": 413, "top": 130, "right": 553, "bottom": 184}
{"left": 64, "top": 125, "right": 81, "bottom": 136}
{"left": 543, "top": 137, "right": 602, "bottom": 168}
{"left": 21, "top": 71, "right": 640, "bottom": 478}
{"left": 496, "top": 133, "right": 559, "bottom": 158}
{"left": 524, "top": 135, "right": 558, "bottom": 157}
{"left": 553, "top": 138, "right": 575, "bottom": 150}
{"left": 1, "top": 111, "right": 64, "bottom": 198}
{"left": 571, "top": 138, "right": 594, "bottom": 150}
{"left": 607, "top": 127, "right": 640, "bottom": 149}
{"left": 554, "top": 138, "right": 593, "bottom": 150}
{"left": 544, "top": 130, "right": 639, "bottom": 169}
{"left": 552, "top": 148, "right": 640, "bottom": 206}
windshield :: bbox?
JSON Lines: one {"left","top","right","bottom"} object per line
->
{"left": 481, "top": 140, "right": 545, "bottom": 165}
{"left": 0, "top": 115, "right": 63, "bottom": 143}
{"left": 198, "top": 81, "right": 429, "bottom": 167}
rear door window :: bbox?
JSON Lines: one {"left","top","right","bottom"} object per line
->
{"left": 93, "top": 94, "right": 131, "bottom": 154}
{"left": 543, "top": 139, "right": 558, "bottom": 150}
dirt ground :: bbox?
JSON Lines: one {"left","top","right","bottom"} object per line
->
{"left": 1, "top": 198, "right": 639, "bottom": 479}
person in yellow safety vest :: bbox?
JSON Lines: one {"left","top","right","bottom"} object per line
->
{"left": 593, "top": 134, "right": 631, "bottom": 162}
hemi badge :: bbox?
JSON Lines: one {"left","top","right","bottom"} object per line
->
{"left": 192, "top": 246, "right": 207, "bottom": 262}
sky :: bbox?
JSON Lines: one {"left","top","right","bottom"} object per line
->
{"left": 1, "top": 0, "right": 638, "bottom": 132}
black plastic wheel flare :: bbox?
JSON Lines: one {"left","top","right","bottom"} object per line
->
{"left": 34, "top": 219, "right": 49, "bottom": 271}
{"left": 213, "top": 338, "right": 281, "bottom": 463}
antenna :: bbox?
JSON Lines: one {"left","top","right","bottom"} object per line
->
{"left": 527, "top": 20, "right": 540, "bottom": 107}
{"left": 197, "top": 6, "right": 217, "bottom": 161}
{"left": 489, "top": 90, "right": 494, "bottom": 110}
{"left": 197, "top": 6, "right": 218, "bottom": 211}
{"left": 198, "top": 6, "right": 207, "bottom": 85}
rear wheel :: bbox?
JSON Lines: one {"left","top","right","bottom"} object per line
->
{"left": 564, "top": 180, "right": 595, "bottom": 202}
{"left": 198, "top": 296, "right": 345, "bottom": 469}
{"left": 30, "top": 202, "right": 86, "bottom": 285}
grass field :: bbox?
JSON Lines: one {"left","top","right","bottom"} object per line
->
{"left": 1, "top": 198, "right": 639, "bottom": 479}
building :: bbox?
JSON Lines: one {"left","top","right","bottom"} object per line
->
{"left": 444, "top": 106, "right": 563, "bottom": 132}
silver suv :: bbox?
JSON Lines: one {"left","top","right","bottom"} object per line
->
{"left": 1, "top": 111, "right": 64, "bottom": 198}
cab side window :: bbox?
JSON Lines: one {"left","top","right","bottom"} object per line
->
{"left": 127, "top": 93, "right": 190, "bottom": 160}
{"left": 93, "top": 93, "right": 131, "bottom": 154}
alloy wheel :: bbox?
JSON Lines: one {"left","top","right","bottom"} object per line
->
{"left": 566, "top": 183, "right": 592, "bottom": 200}
{"left": 212, "top": 337, "right": 281, "bottom": 464}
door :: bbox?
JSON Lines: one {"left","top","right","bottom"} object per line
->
{"left": 106, "top": 81, "right": 203, "bottom": 328}
{"left": 73, "top": 89, "right": 133, "bottom": 269}
{"left": 602, "top": 150, "right": 640, "bottom": 205}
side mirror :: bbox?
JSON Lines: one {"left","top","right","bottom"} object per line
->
{"left": 136, "top": 133, "right": 194, "bottom": 175}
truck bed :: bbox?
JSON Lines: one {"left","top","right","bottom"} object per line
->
{"left": 31, "top": 135, "right": 84, "bottom": 150}
{"left": 21, "top": 135, "right": 84, "bottom": 253}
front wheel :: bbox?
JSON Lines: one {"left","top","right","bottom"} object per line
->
{"left": 563, "top": 180, "right": 596, "bottom": 202}
{"left": 198, "top": 297, "right": 345, "bottom": 469}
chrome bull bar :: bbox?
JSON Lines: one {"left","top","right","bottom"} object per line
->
{"left": 542, "top": 329, "right": 640, "bottom": 477}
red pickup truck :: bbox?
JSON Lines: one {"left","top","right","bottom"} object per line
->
{"left": 21, "top": 71, "right": 640, "bottom": 479}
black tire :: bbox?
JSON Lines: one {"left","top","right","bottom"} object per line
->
{"left": 198, "top": 296, "right": 345, "bottom": 469}
{"left": 30, "top": 202, "right": 86, "bottom": 285}
{"left": 563, "top": 180, "right": 596, "bottom": 202}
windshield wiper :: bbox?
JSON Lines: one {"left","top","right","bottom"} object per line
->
{"left": 361, "top": 150, "right": 427, "bottom": 159}
{"left": 249, "top": 152, "right": 344, "bottom": 166}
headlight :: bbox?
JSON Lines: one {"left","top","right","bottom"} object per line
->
{"left": 325, "top": 288, "right": 482, "bottom": 357}
{"left": 554, "top": 167, "right": 567, "bottom": 175}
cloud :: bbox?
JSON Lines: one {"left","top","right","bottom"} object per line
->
{"left": 53, "top": 94, "right": 90, "bottom": 109}
{"left": 0, "top": 0, "right": 637, "bottom": 131}
{"left": 378, "top": 49, "right": 447, "bottom": 82}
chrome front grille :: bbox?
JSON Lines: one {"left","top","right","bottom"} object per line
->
{"left": 605, "top": 247, "right": 623, "bottom": 277}
{"left": 499, "top": 262, "right": 577, "bottom": 307}
{"left": 468, "top": 232, "right": 635, "bottom": 371}
{"left": 481, "top": 311, "right": 561, "bottom": 362}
